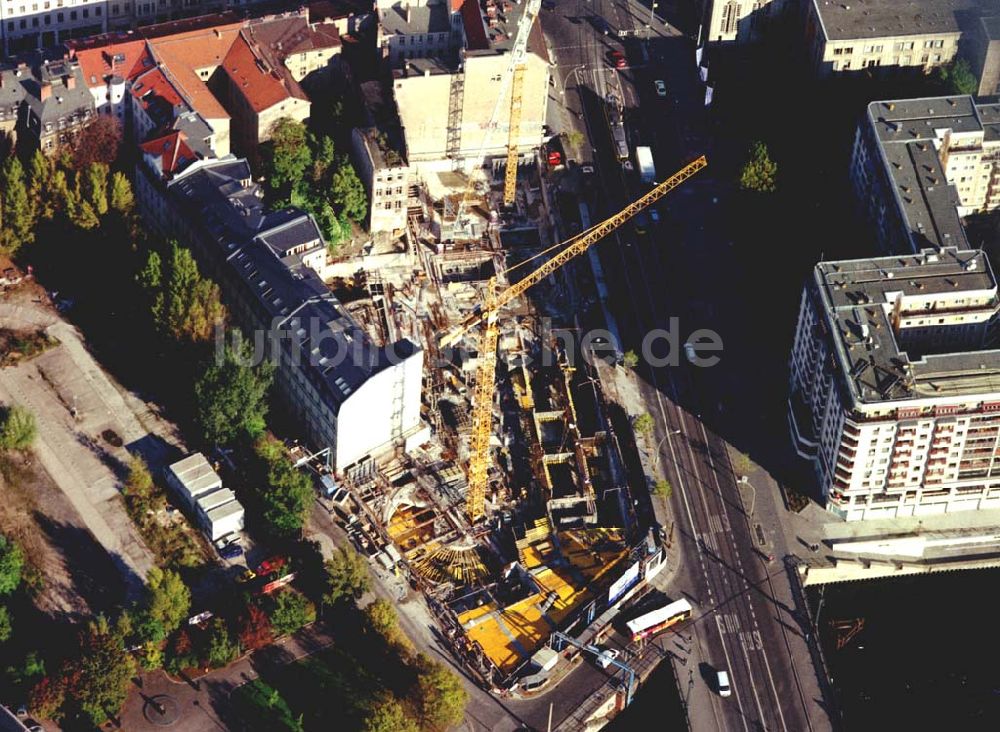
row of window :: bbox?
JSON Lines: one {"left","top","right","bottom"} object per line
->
{"left": 6, "top": 4, "right": 96, "bottom": 29}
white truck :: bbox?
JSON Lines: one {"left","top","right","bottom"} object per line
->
{"left": 636, "top": 145, "right": 656, "bottom": 184}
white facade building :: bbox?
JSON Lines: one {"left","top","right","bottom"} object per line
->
{"left": 789, "top": 247, "right": 1000, "bottom": 521}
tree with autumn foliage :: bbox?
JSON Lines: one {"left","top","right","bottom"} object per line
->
{"left": 64, "top": 616, "right": 137, "bottom": 726}
{"left": 71, "top": 115, "right": 123, "bottom": 168}
{"left": 28, "top": 675, "right": 66, "bottom": 722}
{"left": 238, "top": 603, "right": 274, "bottom": 652}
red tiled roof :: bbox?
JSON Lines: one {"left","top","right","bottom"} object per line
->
{"left": 69, "top": 38, "right": 152, "bottom": 88}
{"left": 139, "top": 130, "right": 197, "bottom": 177}
{"left": 146, "top": 23, "right": 244, "bottom": 122}
{"left": 223, "top": 31, "right": 306, "bottom": 114}
{"left": 461, "top": 0, "right": 489, "bottom": 51}
{"left": 131, "top": 67, "right": 185, "bottom": 111}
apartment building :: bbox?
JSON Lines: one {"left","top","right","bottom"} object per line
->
{"left": 163, "top": 157, "right": 426, "bottom": 472}
{"left": 699, "top": 0, "right": 792, "bottom": 46}
{"left": 377, "top": 0, "right": 463, "bottom": 65}
{"left": 804, "top": 0, "right": 996, "bottom": 77}
{"left": 24, "top": 57, "right": 95, "bottom": 152}
{"left": 68, "top": 11, "right": 339, "bottom": 165}
{"left": 970, "top": 15, "right": 1000, "bottom": 97}
{"left": 0, "top": 0, "right": 107, "bottom": 55}
{"left": 388, "top": 0, "right": 549, "bottom": 171}
{"left": 789, "top": 247, "right": 1000, "bottom": 521}
{"left": 850, "top": 96, "right": 1000, "bottom": 254}
{"left": 351, "top": 79, "right": 409, "bottom": 236}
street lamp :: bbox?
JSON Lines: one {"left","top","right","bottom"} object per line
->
{"left": 650, "top": 428, "right": 683, "bottom": 473}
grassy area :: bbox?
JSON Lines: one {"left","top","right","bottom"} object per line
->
{"left": 123, "top": 488, "right": 209, "bottom": 571}
{"left": 0, "top": 328, "right": 57, "bottom": 368}
{"left": 232, "top": 680, "right": 305, "bottom": 732}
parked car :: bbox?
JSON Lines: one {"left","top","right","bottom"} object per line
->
{"left": 596, "top": 648, "right": 620, "bottom": 669}
{"left": 717, "top": 669, "right": 732, "bottom": 697}
{"left": 236, "top": 567, "right": 257, "bottom": 584}
{"left": 654, "top": 79, "right": 667, "bottom": 97}
{"left": 257, "top": 556, "right": 288, "bottom": 576}
{"left": 219, "top": 543, "right": 244, "bottom": 560}
{"left": 609, "top": 49, "right": 626, "bottom": 69}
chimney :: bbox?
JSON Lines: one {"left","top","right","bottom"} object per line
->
{"left": 406, "top": 3, "right": 411, "bottom": 24}
{"left": 64, "top": 74, "right": 75, "bottom": 90}
{"left": 214, "top": 28, "right": 221, "bottom": 38}
{"left": 39, "top": 82, "right": 52, "bottom": 102}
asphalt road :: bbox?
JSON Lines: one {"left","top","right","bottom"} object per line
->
{"left": 542, "top": 1, "right": 835, "bottom": 730}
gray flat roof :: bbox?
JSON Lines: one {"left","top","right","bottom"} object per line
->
{"left": 197, "top": 486, "right": 238, "bottom": 512}
{"left": 380, "top": 2, "right": 452, "bottom": 36}
{"left": 866, "top": 96, "right": 989, "bottom": 252}
{"left": 206, "top": 500, "right": 244, "bottom": 522}
{"left": 814, "top": 248, "right": 1000, "bottom": 404}
{"left": 813, "top": 0, "right": 976, "bottom": 41}
{"left": 168, "top": 453, "right": 222, "bottom": 498}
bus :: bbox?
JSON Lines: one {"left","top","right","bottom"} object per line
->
{"left": 626, "top": 598, "right": 693, "bottom": 642}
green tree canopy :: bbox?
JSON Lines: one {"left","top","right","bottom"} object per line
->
{"left": 323, "top": 546, "right": 370, "bottom": 607}
{"left": 739, "top": 141, "right": 777, "bottom": 194}
{"left": 411, "top": 654, "right": 468, "bottom": 732}
{"left": 652, "top": 479, "right": 673, "bottom": 499}
{"left": 205, "top": 618, "right": 240, "bottom": 668}
{"left": 0, "top": 405, "right": 36, "bottom": 451}
{"left": 938, "top": 57, "right": 978, "bottom": 96}
{"left": 195, "top": 343, "right": 274, "bottom": 446}
{"left": 363, "top": 599, "right": 402, "bottom": 642}
{"left": 137, "top": 249, "right": 163, "bottom": 292}
{"left": 362, "top": 693, "right": 419, "bottom": 732}
{"left": 143, "top": 567, "right": 191, "bottom": 635}
{"left": 0, "top": 535, "right": 24, "bottom": 596}
{"left": 251, "top": 435, "right": 312, "bottom": 538}
{"left": 84, "top": 162, "right": 109, "bottom": 216}
{"left": 266, "top": 118, "right": 312, "bottom": 196}
{"left": 633, "top": 413, "right": 654, "bottom": 436}
{"left": 123, "top": 456, "right": 154, "bottom": 501}
{"left": 267, "top": 589, "right": 316, "bottom": 636}
{"left": 0, "top": 155, "right": 36, "bottom": 252}
{"left": 329, "top": 157, "right": 367, "bottom": 223}
{"left": 0, "top": 605, "right": 11, "bottom": 643}
{"left": 109, "top": 171, "right": 135, "bottom": 214}
{"left": 156, "top": 242, "right": 226, "bottom": 343}
{"left": 67, "top": 616, "right": 137, "bottom": 726}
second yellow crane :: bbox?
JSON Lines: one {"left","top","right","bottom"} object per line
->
{"left": 443, "top": 156, "right": 708, "bottom": 522}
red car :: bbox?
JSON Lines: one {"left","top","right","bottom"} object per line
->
{"left": 610, "top": 50, "right": 626, "bottom": 69}
{"left": 256, "top": 556, "right": 287, "bottom": 576}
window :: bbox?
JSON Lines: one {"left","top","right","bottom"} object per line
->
{"left": 57, "top": 11, "right": 62, "bottom": 20}
{"left": 69, "top": 9, "right": 75, "bottom": 18}
{"left": 720, "top": 1, "right": 739, "bottom": 35}
{"left": 82, "top": 7, "right": 87, "bottom": 16}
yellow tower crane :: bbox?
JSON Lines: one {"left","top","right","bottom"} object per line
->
{"left": 442, "top": 156, "right": 708, "bottom": 522}
{"left": 500, "top": 0, "right": 541, "bottom": 206}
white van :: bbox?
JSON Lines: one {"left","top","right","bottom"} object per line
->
{"left": 717, "top": 670, "right": 732, "bottom": 697}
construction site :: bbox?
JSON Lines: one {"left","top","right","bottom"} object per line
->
{"left": 304, "top": 0, "right": 706, "bottom": 696}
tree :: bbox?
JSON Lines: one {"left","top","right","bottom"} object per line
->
{"left": 0, "top": 535, "right": 24, "bottom": 595}
{"left": 633, "top": 413, "right": 655, "bottom": 437}
{"left": 312, "top": 135, "right": 336, "bottom": 183}
{"left": 166, "top": 629, "right": 198, "bottom": 673}
{"left": 157, "top": 242, "right": 226, "bottom": 342}
{"left": 253, "top": 436, "right": 314, "bottom": 538}
{"left": 267, "top": 589, "right": 315, "bottom": 636}
{"left": 938, "top": 57, "right": 978, "bottom": 96}
{"left": 27, "top": 149, "right": 51, "bottom": 219}
{"left": 0, "top": 156, "right": 35, "bottom": 252}
{"left": 266, "top": 118, "right": 312, "bottom": 195}
{"left": 72, "top": 116, "right": 123, "bottom": 168}
{"left": 562, "top": 130, "right": 585, "bottom": 148}
{"left": 84, "top": 162, "right": 109, "bottom": 216}
{"left": 652, "top": 479, "right": 673, "bottom": 500}
{"left": 28, "top": 675, "right": 66, "bottom": 721}
{"left": 70, "top": 197, "right": 100, "bottom": 230}
{"left": 622, "top": 349, "right": 639, "bottom": 369}
{"left": 143, "top": 567, "right": 191, "bottom": 635}
{"left": 0, "top": 406, "right": 35, "bottom": 451}
{"left": 68, "top": 617, "right": 137, "bottom": 726}
{"left": 109, "top": 171, "right": 134, "bottom": 214}
{"left": 123, "top": 456, "right": 154, "bottom": 502}
{"left": 0, "top": 605, "right": 11, "bottom": 643}
{"left": 363, "top": 599, "right": 406, "bottom": 647}
{"left": 48, "top": 168, "right": 72, "bottom": 219}
{"left": 205, "top": 618, "right": 239, "bottom": 668}
{"left": 363, "top": 693, "right": 419, "bottom": 732}
{"left": 329, "top": 157, "right": 368, "bottom": 222}
{"left": 739, "top": 140, "right": 777, "bottom": 194}
{"left": 323, "top": 547, "right": 370, "bottom": 607}
{"left": 411, "top": 654, "right": 468, "bottom": 732}
{"left": 238, "top": 604, "right": 273, "bottom": 651}
{"left": 137, "top": 249, "right": 162, "bottom": 292}
{"left": 194, "top": 343, "right": 274, "bottom": 446}
{"left": 732, "top": 450, "right": 753, "bottom": 478}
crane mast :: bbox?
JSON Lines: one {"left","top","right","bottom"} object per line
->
{"left": 502, "top": 0, "right": 542, "bottom": 206}
{"left": 451, "top": 156, "right": 708, "bottom": 522}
